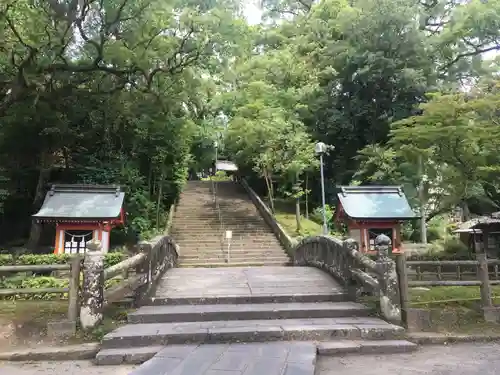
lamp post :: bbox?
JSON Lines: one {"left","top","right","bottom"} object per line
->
{"left": 214, "top": 140, "right": 218, "bottom": 174}
{"left": 315, "top": 142, "right": 328, "bottom": 235}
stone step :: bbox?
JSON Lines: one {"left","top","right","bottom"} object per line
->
{"left": 179, "top": 252, "right": 289, "bottom": 259}
{"left": 127, "top": 302, "right": 370, "bottom": 324}
{"left": 172, "top": 238, "right": 278, "bottom": 245}
{"left": 317, "top": 340, "right": 418, "bottom": 356}
{"left": 96, "top": 346, "right": 163, "bottom": 365}
{"left": 178, "top": 260, "right": 291, "bottom": 268}
{"left": 177, "top": 243, "right": 281, "bottom": 247}
{"left": 148, "top": 291, "right": 347, "bottom": 306}
{"left": 179, "top": 257, "right": 290, "bottom": 265}
{"left": 101, "top": 317, "right": 404, "bottom": 349}
{"left": 96, "top": 342, "right": 317, "bottom": 369}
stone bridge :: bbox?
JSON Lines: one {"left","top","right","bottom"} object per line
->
{"left": 82, "top": 180, "right": 415, "bottom": 375}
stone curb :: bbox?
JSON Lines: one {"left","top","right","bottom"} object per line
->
{"left": 0, "top": 342, "right": 100, "bottom": 361}
{"left": 408, "top": 333, "right": 500, "bottom": 345}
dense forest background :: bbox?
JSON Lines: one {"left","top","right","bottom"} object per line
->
{"left": 1, "top": 0, "right": 499, "bottom": 249}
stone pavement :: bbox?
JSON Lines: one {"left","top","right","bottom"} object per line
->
{"left": 128, "top": 342, "right": 316, "bottom": 375}
{"left": 98, "top": 266, "right": 408, "bottom": 363}
{"left": 153, "top": 266, "right": 344, "bottom": 303}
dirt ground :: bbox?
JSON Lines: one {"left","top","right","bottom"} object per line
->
{"left": 0, "top": 361, "right": 135, "bottom": 375}
{"left": 0, "top": 301, "right": 70, "bottom": 352}
{"left": 316, "top": 342, "right": 500, "bottom": 375}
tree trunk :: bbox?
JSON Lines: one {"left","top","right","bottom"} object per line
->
{"left": 295, "top": 171, "right": 301, "bottom": 233}
{"left": 156, "top": 173, "right": 164, "bottom": 230}
{"left": 305, "top": 172, "right": 309, "bottom": 220}
{"left": 26, "top": 153, "right": 51, "bottom": 250}
{"left": 418, "top": 155, "right": 427, "bottom": 244}
{"left": 263, "top": 170, "right": 275, "bottom": 213}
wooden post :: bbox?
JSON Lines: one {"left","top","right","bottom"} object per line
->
{"left": 67, "top": 255, "right": 81, "bottom": 322}
{"left": 477, "top": 252, "right": 492, "bottom": 308}
{"left": 395, "top": 254, "right": 409, "bottom": 327}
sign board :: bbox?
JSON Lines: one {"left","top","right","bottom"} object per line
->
{"left": 225, "top": 230, "right": 232, "bottom": 239}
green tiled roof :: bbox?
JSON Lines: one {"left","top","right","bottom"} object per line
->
{"left": 33, "top": 184, "right": 124, "bottom": 220}
{"left": 337, "top": 186, "right": 417, "bottom": 220}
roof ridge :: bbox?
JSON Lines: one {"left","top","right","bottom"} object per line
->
{"left": 49, "top": 184, "right": 121, "bottom": 194}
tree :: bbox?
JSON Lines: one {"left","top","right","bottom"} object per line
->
{"left": 389, "top": 79, "right": 500, "bottom": 216}
{"left": 0, "top": 0, "right": 248, "bottom": 247}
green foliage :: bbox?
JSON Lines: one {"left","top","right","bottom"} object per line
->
{"left": 0, "top": 0, "right": 248, "bottom": 245}
{"left": 0, "top": 252, "right": 126, "bottom": 267}
{"left": 310, "top": 205, "right": 335, "bottom": 227}
{"left": 1, "top": 0, "right": 500, "bottom": 246}
{"left": 103, "top": 253, "right": 128, "bottom": 269}
{"left": 407, "top": 239, "right": 472, "bottom": 261}
{"left": 16, "top": 254, "right": 70, "bottom": 265}
{"left": 0, "top": 276, "right": 69, "bottom": 300}
{"left": 201, "top": 171, "right": 232, "bottom": 181}
{"left": 0, "top": 254, "right": 13, "bottom": 266}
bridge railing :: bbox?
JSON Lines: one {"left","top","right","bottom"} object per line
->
{"left": 79, "top": 235, "right": 179, "bottom": 330}
{"left": 293, "top": 235, "right": 402, "bottom": 324}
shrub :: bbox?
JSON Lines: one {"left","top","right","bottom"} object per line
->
{"left": 310, "top": 204, "right": 335, "bottom": 226}
{"left": 0, "top": 276, "right": 69, "bottom": 300}
{"left": 0, "top": 252, "right": 128, "bottom": 268}
{"left": 0, "top": 254, "right": 13, "bottom": 266}
{"left": 104, "top": 252, "right": 127, "bottom": 268}
{"left": 16, "top": 254, "right": 70, "bottom": 265}
{"left": 406, "top": 239, "right": 472, "bottom": 261}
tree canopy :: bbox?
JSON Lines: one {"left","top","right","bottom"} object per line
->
{"left": 1, "top": 0, "right": 499, "bottom": 246}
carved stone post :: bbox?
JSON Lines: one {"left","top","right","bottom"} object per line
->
{"left": 80, "top": 240, "right": 104, "bottom": 330}
{"left": 375, "top": 234, "right": 402, "bottom": 324}
{"left": 343, "top": 239, "right": 359, "bottom": 300}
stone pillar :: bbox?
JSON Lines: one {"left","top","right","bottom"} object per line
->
{"left": 343, "top": 239, "right": 360, "bottom": 300}
{"left": 375, "top": 234, "right": 402, "bottom": 324}
{"left": 80, "top": 240, "right": 104, "bottom": 330}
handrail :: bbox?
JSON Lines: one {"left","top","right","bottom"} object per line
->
{"left": 210, "top": 175, "right": 225, "bottom": 257}
{"left": 293, "top": 235, "right": 402, "bottom": 324}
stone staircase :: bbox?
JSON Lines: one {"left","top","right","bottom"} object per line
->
{"left": 171, "top": 180, "right": 290, "bottom": 267}
{"left": 96, "top": 267, "right": 417, "bottom": 369}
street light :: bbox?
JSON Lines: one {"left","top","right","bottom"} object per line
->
{"left": 315, "top": 142, "right": 329, "bottom": 235}
{"left": 214, "top": 140, "right": 218, "bottom": 174}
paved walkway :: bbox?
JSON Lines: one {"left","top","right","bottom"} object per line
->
{"left": 129, "top": 342, "right": 315, "bottom": 375}
{"left": 154, "top": 267, "right": 343, "bottom": 300}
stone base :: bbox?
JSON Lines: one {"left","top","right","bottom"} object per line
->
{"left": 406, "top": 307, "right": 482, "bottom": 331}
{"left": 483, "top": 307, "right": 500, "bottom": 323}
{"left": 47, "top": 320, "right": 77, "bottom": 339}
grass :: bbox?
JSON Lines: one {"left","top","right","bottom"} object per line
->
{"left": 272, "top": 198, "right": 323, "bottom": 238}
{"left": 275, "top": 212, "right": 323, "bottom": 238}
{"left": 409, "top": 285, "right": 500, "bottom": 308}
{"left": 408, "top": 285, "right": 500, "bottom": 334}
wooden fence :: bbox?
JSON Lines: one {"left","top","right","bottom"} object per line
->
{"left": 0, "top": 256, "right": 81, "bottom": 322}
{"left": 406, "top": 259, "right": 500, "bottom": 282}
{"left": 396, "top": 253, "right": 497, "bottom": 326}
{"left": 0, "top": 234, "right": 179, "bottom": 331}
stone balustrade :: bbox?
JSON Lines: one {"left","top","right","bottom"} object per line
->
{"left": 293, "top": 234, "right": 402, "bottom": 324}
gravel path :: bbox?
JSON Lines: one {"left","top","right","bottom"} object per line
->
{"left": 316, "top": 342, "right": 500, "bottom": 375}
{"left": 0, "top": 361, "right": 135, "bottom": 375}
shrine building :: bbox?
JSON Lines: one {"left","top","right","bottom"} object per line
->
{"left": 33, "top": 184, "right": 125, "bottom": 254}
{"left": 335, "top": 185, "right": 418, "bottom": 254}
